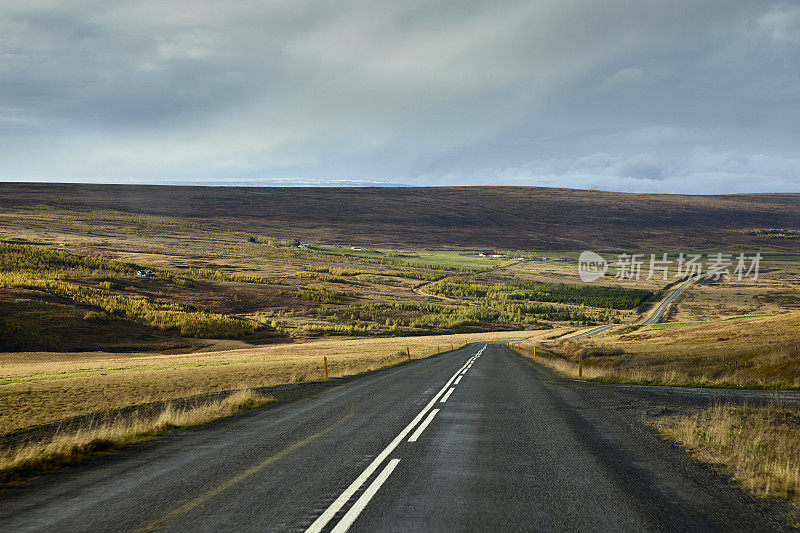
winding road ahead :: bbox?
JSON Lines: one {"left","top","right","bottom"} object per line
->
{"left": 570, "top": 276, "right": 699, "bottom": 339}
{"left": 1, "top": 343, "right": 795, "bottom": 532}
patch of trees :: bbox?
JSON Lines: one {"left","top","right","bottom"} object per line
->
{"left": 423, "top": 278, "right": 651, "bottom": 309}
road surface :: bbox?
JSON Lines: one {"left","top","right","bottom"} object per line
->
{"left": 640, "top": 276, "right": 699, "bottom": 325}
{"left": 0, "top": 343, "right": 795, "bottom": 532}
{"left": 566, "top": 323, "right": 619, "bottom": 339}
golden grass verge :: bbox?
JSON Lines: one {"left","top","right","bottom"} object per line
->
{"left": 508, "top": 312, "right": 800, "bottom": 390}
{"left": 653, "top": 403, "right": 800, "bottom": 507}
{"left": 0, "top": 389, "right": 272, "bottom": 485}
{"left": 1, "top": 329, "right": 558, "bottom": 435}
{"left": 509, "top": 342, "right": 665, "bottom": 382}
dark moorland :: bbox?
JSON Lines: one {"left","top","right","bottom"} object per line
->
{"left": 2, "top": 183, "right": 798, "bottom": 251}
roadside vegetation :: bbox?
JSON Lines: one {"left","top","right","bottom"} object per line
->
{"left": 0, "top": 389, "right": 272, "bottom": 485}
{"left": 654, "top": 403, "right": 800, "bottom": 507}
{"left": 511, "top": 312, "right": 800, "bottom": 389}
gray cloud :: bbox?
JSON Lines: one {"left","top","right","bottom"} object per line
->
{"left": 1, "top": 0, "right": 799, "bottom": 193}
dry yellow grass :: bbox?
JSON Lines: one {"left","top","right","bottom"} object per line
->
{"left": 654, "top": 403, "right": 800, "bottom": 506}
{"left": 0, "top": 389, "right": 272, "bottom": 484}
{"left": 1, "top": 329, "right": 557, "bottom": 435}
{"left": 512, "top": 312, "right": 800, "bottom": 389}
{"left": 671, "top": 262, "right": 800, "bottom": 323}
{"left": 508, "top": 259, "right": 669, "bottom": 291}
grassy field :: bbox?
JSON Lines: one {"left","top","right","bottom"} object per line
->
{"left": 654, "top": 403, "right": 800, "bottom": 507}
{"left": 312, "top": 245, "right": 514, "bottom": 271}
{"left": 0, "top": 329, "right": 559, "bottom": 436}
{"left": 511, "top": 312, "right": 800, "bottom": 389}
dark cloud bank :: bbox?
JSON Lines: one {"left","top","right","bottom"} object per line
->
{"left": 1, "top": 1, "right": 799, "bottom": 193}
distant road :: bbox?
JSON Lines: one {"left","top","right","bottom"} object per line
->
{"left": 568, "top": 276, "right": 699, "bottom": 339}
{"left": 567, "top": 323, "right": 620, "bottom": 340}
{"left": 640, "top": 276, "right": 698, "bottom": 325}
{"left": 1, "top": 343, "right": 794, "bottom": 532}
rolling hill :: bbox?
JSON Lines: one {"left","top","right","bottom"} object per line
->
{"left": 1, "top": 183, "right": 798, "bottom": 251}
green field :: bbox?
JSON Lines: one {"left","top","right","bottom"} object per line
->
{"left": 312, "top": 245, "right": 516, "bottom": 271}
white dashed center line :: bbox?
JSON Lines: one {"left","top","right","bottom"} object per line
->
{"left": 306, "top": 344, "right": 487, "bottom": 533}
{"left": 440, "top": 388, "right": 455, "bottom": 403}
{"left": 330, "top": 459, "right": 401, "bottom": 533}
{"left": 408, "top": 409, "right": 440, "bottom": 442}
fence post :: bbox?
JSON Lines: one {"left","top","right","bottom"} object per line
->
{"left": 533, "top": 346, "right": 536, "bottom": 360}
{"left": 324, "top": 356, "right": 329, "bottom": 379}
{"left": 406, "top": 347, "right": 410, "bottom": 360}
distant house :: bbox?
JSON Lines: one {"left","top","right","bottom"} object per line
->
{"left": 478, "top": 251, "right": 508, "bottom": 258}
{"left": 350, "top": 246, "right": 366, "bottom": 251}
{"left": 136, "top": 270, "right": 153, "bottom": 277}
{"left": 298, "top": 243, "right": 310, "bottom": 248}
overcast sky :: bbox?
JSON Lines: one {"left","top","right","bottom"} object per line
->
{"left": 1, "top": 1, "right": 799, "bottom": 193}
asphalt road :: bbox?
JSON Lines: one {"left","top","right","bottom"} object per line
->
{"left": 640, "top": 276, "right": 699, "bottom": 325}
{"left": 1, "top": 343, "right": 796, "bottom": 532}
{"left": 567, "top": 323, "right": 619, "bottom": 339}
